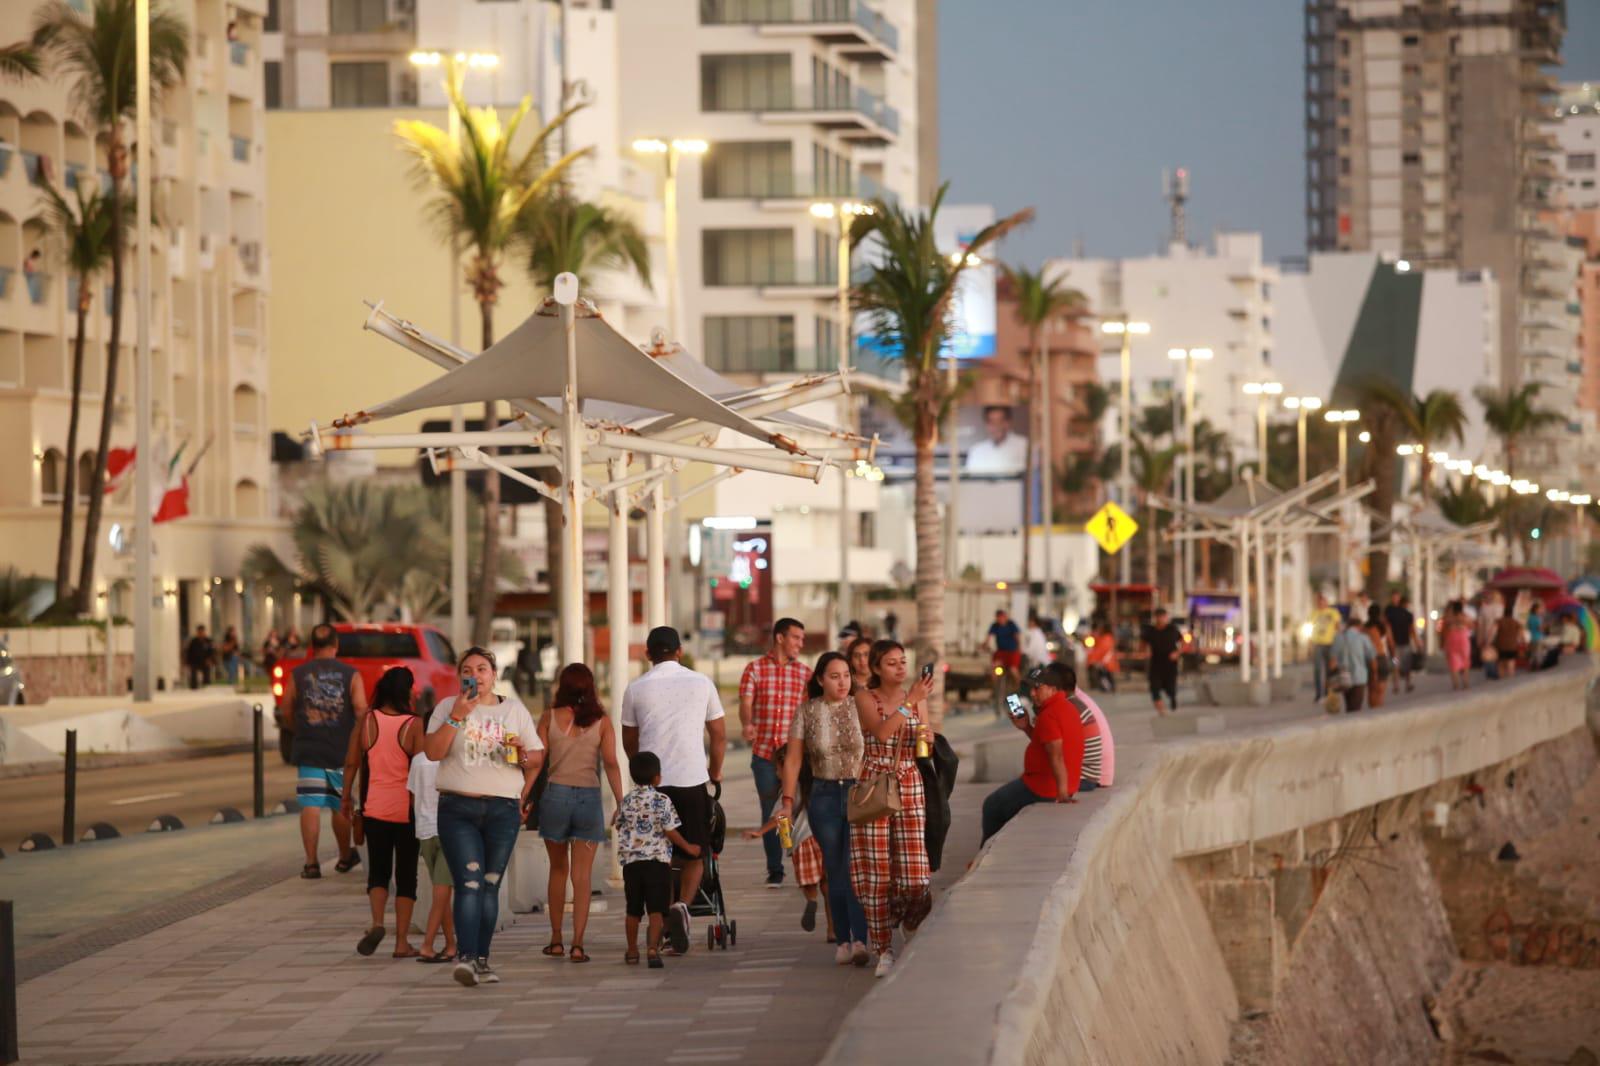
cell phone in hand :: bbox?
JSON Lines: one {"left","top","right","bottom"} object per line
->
{"left": 920, "top": 662, "right": 936, "bottom": 684}
{"left": 1005, "top": 693, "right": 1027, "bottom": 720}
{"left": 461, "top": 676, "right": 478, "bottom": 700}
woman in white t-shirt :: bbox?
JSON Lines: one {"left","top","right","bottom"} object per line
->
{"left": 423, "top": 646, "right": 544, "bottom": 989}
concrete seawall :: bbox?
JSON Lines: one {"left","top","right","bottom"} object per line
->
{"left": 822, "top": 662, "right": 1595, "bottom": 1065}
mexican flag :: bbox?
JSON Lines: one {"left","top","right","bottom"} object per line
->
{"left": 152, "top": 439, "right": 189, "bottom": 524}
{"left": 103, "top": 446, "right": 136, "bottom": 496}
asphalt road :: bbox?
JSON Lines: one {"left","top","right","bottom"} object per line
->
{"left": 1, "top": 749, "right": 301, "bottom": 850}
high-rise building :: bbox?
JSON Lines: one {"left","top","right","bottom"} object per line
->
{"left": 1303, "top": 0, "right": 1566, "bottom": 401}
{"left": 0, "top": 0, "right": 280, "bottom": 685}
{"left": 1554, "top": 81, "right": 1600, "bottom": 210}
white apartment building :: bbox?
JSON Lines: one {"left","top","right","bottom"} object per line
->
{"left": 1555, "top": 82, "right": 1600, "bottom": 212}
{"left": 0, "top": 0, "right": 284, "bottom": 687}
{"left": 1048, "top": 232, "right": 1278, "bottom": 466}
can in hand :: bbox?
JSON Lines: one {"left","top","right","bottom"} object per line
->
{"left": 504, "top": 733, "right": 521, "bottom": 765}
{"left": 915, "top": 729, "right": 932, "bottom": 760}
{"left": 777, "top": 814, "right": 793, "bottom": 850}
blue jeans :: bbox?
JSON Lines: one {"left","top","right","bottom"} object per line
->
{"left": 808, "top": 778, "right": 869, "bottom": 946}
{"left": 981, "top": 777, "right": 1046, "bottom": 844}
{"left": 437, "top": 793, "right": 522, "bottom": 961}
{"left": 751, "top": 754, "right": 784, "bottom": 880}
{"left": 1312, "top": 649, "right": 1328, "bottom": 701}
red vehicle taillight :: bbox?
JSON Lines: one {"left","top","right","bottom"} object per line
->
{"left": 272, "top": 683, "right": 283, "bottom": 698}
{"left": 272, "top": 665, "right": 283, "bottom": 679}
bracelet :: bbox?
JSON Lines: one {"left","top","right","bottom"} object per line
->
{"left": 896, "top": 705, "right": 913, "bottom": 719}
{"left": 444, "top": 716, "right": 465, "bottom": 730}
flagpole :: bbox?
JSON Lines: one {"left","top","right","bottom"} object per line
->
{"left": 132, "top": 0, "right": 155, "bottom": 701}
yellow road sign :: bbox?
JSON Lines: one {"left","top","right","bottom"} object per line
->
{"left": 1085, "top": 501, "right": 1138, "bottom": 555}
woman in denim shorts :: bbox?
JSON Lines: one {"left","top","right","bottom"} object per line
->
{"left": 537, "top": 663, "right": 625, "bottom": 964}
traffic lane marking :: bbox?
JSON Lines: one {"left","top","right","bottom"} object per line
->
{"left": 108, "top": 791, "right": 185, "bottom": 807}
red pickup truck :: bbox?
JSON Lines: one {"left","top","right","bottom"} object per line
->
{"left": 271, "top": 622, "right": 461, "bottom": 763}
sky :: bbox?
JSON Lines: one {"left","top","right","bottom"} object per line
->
{"left": 938, "top": 1, "right": 1600, "bottom": 267}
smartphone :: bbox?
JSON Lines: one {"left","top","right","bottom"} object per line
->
{"left": 461, "top": 676, "right": 478, "bottom": 700}
{"left": 920, "top": 662, "right": 936, "bottom": 684}
{"left": 1005, "top": 693, "right": 1027, "bottom": 720}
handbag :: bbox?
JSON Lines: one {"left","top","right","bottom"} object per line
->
{"left": 847, "top": 771, "right": 902, "bottom": 825}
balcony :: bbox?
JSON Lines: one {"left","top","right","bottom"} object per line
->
{"left": 718, "top": 84, "right": 899, "bottom": 144}
{"left": 24, "top": 269, "right": 51, "bottom": 306}
{"left": 230, "top": 135, "right": 251, "bottom": 163}
{"left": 20, "top": 151, "right": 48, "bottom": 186}
{"left": 64, "top": 162, "right": 88, "bottom": 192}
{"left": 701, "top": 0, "right": 899, "bottom": 61}
{"left": 0, "top": 265, "right": 11, "bottom": 299}
{"left": 0, "top": 144, "right": 10, "bottom": 179}
{"left": 705, "top": 344, "right": 902, "bottom": 381}
{"left": 707, "top": 171, "right": 899, "bottom": 210}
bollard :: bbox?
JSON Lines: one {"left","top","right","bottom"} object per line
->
{"left": 1, "top": 899, "right": 17, "bottom": 1064}
{"left": 62, "top": 729, "right": 77, "bottom": 848}
{"left": 252, "top": 704, "right": 265, "bottom": 820}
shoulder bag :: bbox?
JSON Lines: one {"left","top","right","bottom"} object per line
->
{"left": 847, "top": 771, "right": 902, "bottom": 824}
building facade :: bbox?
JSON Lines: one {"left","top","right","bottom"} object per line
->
{"left": 1555, "top": 81, "right": 1600, "bottom": 211}
{"left": 0, "top": 0, "right": 283, "bottom": 687}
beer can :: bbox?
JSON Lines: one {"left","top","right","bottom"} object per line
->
{"left": 504, "top": 733, "right": 520, "bottom": 764}
{"left": 777, "top": 815, "right": 793, "bottom": 850}
{"left": 916, "top": 730, "right": 932, "bottom": 760}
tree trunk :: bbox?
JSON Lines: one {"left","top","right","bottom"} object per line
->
{"left": 1364, "top": 414, "right": 1398, "bottom": 603}
{"left": 56, "top": 280, "right": 91, "bottom": 604}
{"left": 472, "top": 299, "right": 499, "bottom": 647}
{"left": 1020, "top": 327, "right": 1037, "bottom": 593}
{"left": 913, "top": 389, "right": 945, "bottom": 730}
{"left": 75, "top": 155, "right": 124, "bottom": 616}
{"left": 1145, "top": 495, "right": 1158, "bottom": 593}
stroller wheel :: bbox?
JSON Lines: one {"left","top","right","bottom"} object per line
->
{"left": 708, "top": 925, "right": 717, "bottom": 950}
{"left": 728, "top": 919, "right": 737, "bottom": 947}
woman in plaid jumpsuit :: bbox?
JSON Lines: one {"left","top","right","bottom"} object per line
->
{"left": 849, "top": 640, "right": 935, "bottom": 978}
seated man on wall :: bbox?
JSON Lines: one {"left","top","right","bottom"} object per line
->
{"left": 979, "top": 662, "right": 1084, "bottom": 844}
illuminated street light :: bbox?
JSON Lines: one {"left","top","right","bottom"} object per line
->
{"left": 1168, "top": 348, "right": 1214, "bottom": 607}
{"left": 1242, "top": 381, "right": 1283, "bottom": 473}
{"left": 1282, "top": 396, "right": 1322, "bottom": 484}
{"left": 1322, "top": 410, "right": 1359, "bottom": 491}
{"left": 1100, "top": 315, "right": 1151, "bottom": 584}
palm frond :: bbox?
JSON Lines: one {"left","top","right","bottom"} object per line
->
{"left": 0, "top": 41, "right": 42, "bottom": 80}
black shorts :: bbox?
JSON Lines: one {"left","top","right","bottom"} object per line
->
{"left": 659, "top": 784, "right": 711, "bottom": 858}
{"left": 623, "top": 860, "right": 672, "bottom": 917}
{"left": 1149, "top": 672, "right": 1178, "bottom": 707}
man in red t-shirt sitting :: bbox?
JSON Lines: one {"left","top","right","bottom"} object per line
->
{"left": 979, "top": 662, "right": 1084, "bottom": 844}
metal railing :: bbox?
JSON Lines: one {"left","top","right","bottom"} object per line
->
{"left": 699, "top": 0, "right": 898, "bottom": 51}
{"left": 705, "top": 83, "right": 900, "bottom": 134}
{"left": 704, "top": 171, "right": 899, "bottom": 206}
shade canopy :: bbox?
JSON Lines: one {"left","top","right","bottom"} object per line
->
{"left": 347, "top": 308, "right": 796, "bottom": 451}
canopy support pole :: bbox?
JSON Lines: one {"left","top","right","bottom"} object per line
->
{"left": 646, "top": 455, "right": 667, "bottom": 628}
{"left": 1254, "top": 519, "right": 1268, "bottom": 701}
{"left": 559, "top": 282, "right": 585, "bottom": 668}
{"left": 1238, "top": 519, "right": 1252, "bottom": 685}
{"left": 1273, "top": 530, "right": 1285, "bottom": 679}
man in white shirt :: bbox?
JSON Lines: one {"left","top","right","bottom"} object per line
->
{"left": 965, "top": 405, "right": 1028, "bottom": 475}
{"left": 1023, "top": 612, "right": 1051, "bottom": 671}
{"left": 621, "top": 626, "right": 727, "bottom": 954}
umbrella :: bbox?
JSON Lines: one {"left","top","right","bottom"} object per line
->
{"left": 1486, "top": 567, "right": 1565, "bottom": 591}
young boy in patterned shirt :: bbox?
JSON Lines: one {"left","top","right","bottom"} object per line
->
{"left": 618, "top": 751, "right": 700, "bottom": 968}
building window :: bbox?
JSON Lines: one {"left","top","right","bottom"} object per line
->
{"left": 817, "top": 316, "right": 838, "bottom": 363}
{"left": 703, "top": 314, "right": 797, "bottom": 373}
{"left": 702, "top": 141, "right": 793, "bottom": 198}
{"left": 330, "top": 60, "right": 389, "bottom": 107}
{"left": 700, "top": 54, "right": 791, "bottom": 111}
{"left": 810, "top": 56, "right": 850, "bottom": 109}
{"left": 812, "top": 142, "right": 850, "bottom": 195}
{"left": 264, "top": 60, "right": 282, "bottom": 109}
{"left": 1568, "top": 153, "right": 1596, "bottom": 172}
{"left": 40, "top": 448, "right": 63, "bottom": 502}
{"left": 329, "top": 0, "right": 388, "bottom": 34}
{"left": 702, "top": 228, "right": 794, "bottom": 285}
{"left": 264, "top": 0, "right": 280, "bottom": 31}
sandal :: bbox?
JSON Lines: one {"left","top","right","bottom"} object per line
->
{"left": 334, "top": 851, "right": 361, "bottom": 874}
{"left": 647, "top": 949, "right": 663, "bottom": 970}
{"left": 356, "top": 926, "right": 386, "bottom": 957}
{"left": 569, "top": 945, "right": 590, "bottom": 964}
{"left": 299, "top": 863, "right": 321, "bottom": 879}
{"left": 417, "top": 953, "right": 454, "bottom": 964}
{"left": 541, "top": 942, "right": 565, "bottom": 957}
{"left": 392, "top": 947, "right": 420, "bottom": 959}
{"left": 624, "top": 950, "right": 640, "bottom": 965}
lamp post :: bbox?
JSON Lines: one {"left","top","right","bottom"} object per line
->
{"left": 633, "top": 137, "right": 707, "bottom": 632}
{"left": 1241, "top": 381, "right": 1282, "bottom": 478}
{"left": 410, "top": 49, "right": 500, "bottom": 653}
{"left": 1282, "top": 396, "right": 1322, "bottom": 486}
{"left": 810, "top": 200, "right": 874, "bottom": 635}
{"left": 1167, "top": 347, "right": 1213, "bottom": 613}
{"left": 1100, "top": 316, "right": 1151, "bottom": 585}
{"left": 1572, "top": 494, "right": 1592, "bottom": 569}
{"left": 1324, "top": 409, "right": 1360, "bottom": 493}
{"left": 133, "top": 0, "right": 153, "bottom": 700}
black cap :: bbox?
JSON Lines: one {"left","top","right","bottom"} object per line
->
{"left": 645, "top": 626, "right": 682, "bottom": 660}
{"left": 1024, "top": 662, "right": 1073, "bottom": 692}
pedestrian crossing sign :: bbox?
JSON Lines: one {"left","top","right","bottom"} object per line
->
{"left": 1085, "top": 501, "right": 1138, "bottom": 555}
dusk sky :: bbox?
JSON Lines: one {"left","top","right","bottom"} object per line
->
{"left": 939, "top": 2, "right": 1600, "bottom": 266}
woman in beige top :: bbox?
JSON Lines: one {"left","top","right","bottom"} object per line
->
{"left": 777, "top": 651, "right": 870, "bottom": 965}
{"left": 535, "top": 663, "right": 624, "bottom": 964}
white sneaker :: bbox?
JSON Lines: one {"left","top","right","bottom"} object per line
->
{"left": 835, "top": 942, "right": 853, "bottom": 966}
{"left": 473, "top": 958, "right": 500, "bottom": 984}
{"left": 851, "top": 942, "right": 871, "bottom": 967}
{"left": 874, "top": 948, "right": 895, "bottom": 978}
{"left": 452, "top": 961, "right": 478, "bottom": 988}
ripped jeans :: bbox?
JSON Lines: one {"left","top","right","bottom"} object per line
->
{"left": 437, "top": 793, "right": 523, "bottom": 961}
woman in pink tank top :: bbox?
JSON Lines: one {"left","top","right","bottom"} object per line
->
{"left": 341, "top": 667, "right": 423, "bottom": 958}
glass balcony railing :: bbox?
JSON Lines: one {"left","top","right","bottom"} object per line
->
{"left": 20, "top": 150, "right": 47, "bottom": 186}
{"left": 706, "top": 345, "right": 903, "bottom": 379}
{"left": 699, "top": 0, "right": 898, "bottom": 52}
{"left": 229, "top": 40, "right": 249, "bottom": 66}
{"left": 704, "top": 171, "right": 898, "bottom": 206}
{"left": 25, "top": 270, "right": 51, "bottom": 306}
{"left": 0, "top": 265, "right": 11, "bottom": 298}
{"left": 230, "top": 136, "right": 251, "bottom": 163}
{"left": 706, "top": 261, "right": 872, "bottom": 288}
{"left": 0, "top": 144, "right": 11, "bottom": 179}
{"left": 64, "top": 162, "right": 88, "bottom": 191}
{"left": 706, "top": 84, "right": 899, "bottom": 134}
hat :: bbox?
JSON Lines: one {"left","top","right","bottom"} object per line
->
{"left": 645, "top": 626, "right": 682, "bottom": 659}
{"left": 1023, "top": 662, "right": 1073, "bottom": 692}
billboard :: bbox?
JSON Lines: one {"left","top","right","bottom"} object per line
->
{"left": 855, "top": 202, "right": 998, "bottom": 363}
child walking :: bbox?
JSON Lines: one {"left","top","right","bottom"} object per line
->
{"left": 617, "top": 752, "right": 700, "bottom": 968}
{"left": 746, "top": 808, "right": 835, "bottom": 942}
{"left": 407, "top": 751, "right": 456, "bottom": 962}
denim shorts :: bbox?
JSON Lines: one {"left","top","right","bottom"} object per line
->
{"left": 539, "top": 783, "right": 606, "bottom": 844}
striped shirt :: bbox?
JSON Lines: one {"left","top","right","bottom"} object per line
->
{"left": 1070, "top": 692, "right": 1104, "bottom": 786}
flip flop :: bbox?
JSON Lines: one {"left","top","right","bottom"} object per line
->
{"left": 624, "top": 951, "right": 640, "bottom": 965}
{"left": 356, "top": 926, "right": 385, "bottom": 957}
{"left": 392, "top": 947, "right": 421, "bottom": 959}
{"left": 417, "top": 953, "right": 454, "bottom": 964}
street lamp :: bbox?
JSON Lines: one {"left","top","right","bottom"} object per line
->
{"left": 1101, "top": 316, "right": 1151, "bottom": 585}
{"left": 1168, "top": 347, "right": 1213, "bottom": 610}
{"left": 1242, "top": 381, "right": 1283, "bottom": 477}
{"left": 810, "top": 199, "right": 874, "bottom": 635}
{"left": 1282, "top": 396, "right": 1322, "bottom": 486}
{"left": 632, "top": 137, "right": 709, "bottom": 346}
{"left": 409, "top": 48, "right": 500, "bottom": 652}
{"left": 1323, "top": 409, "right": 1360, "bottom": 492}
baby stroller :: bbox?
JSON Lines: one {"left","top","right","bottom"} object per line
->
{"left": 679, "top": 781, "right": 736, "bottom": 949}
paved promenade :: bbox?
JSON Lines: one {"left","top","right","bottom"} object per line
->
{"left": 6, "top": 716, "right": 993, "bottom": 1066}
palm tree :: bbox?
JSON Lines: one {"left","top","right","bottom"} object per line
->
{"left": 1352, "top": 378, "right": 1404, "bottom": 601}
{"left": 1365, "top": 383, "right": 1467, "bottom": 498}
{"left": 1475, "top": 382, "right": 1564, "bottom": 480}
{"left": 1000, "top": 262, "right": 1082, "bottom": 593}
{"left": 852, "top": 184, "right": 1031, "bottom": 726}
{"left": 525, "top": 194, "right": 651, "bottom": 294}
{"left": 39, "top": 178, "right": 121, "bottom": 605}
{"left": 0, "top": 566, "right": 49, "bottom": 626}
{"left": 394, "top": 61, "right": 587, "bottom": 646}
{"left": 1131, "top": 436, "right": 1182, "bottom": 591}
{"left": 1437, "top": 482, "right": 1497, "bottom": 527}
{"left": 34, "top": 0, "right": 188, "bottom": 615}
{"left": 0, "top": 41, "right": 41, "bottom": 80}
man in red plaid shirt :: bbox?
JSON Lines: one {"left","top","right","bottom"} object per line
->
{"left": 739, "top": 617, "right": 810, "bottom": 887}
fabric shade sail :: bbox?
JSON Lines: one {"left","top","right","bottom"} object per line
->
{"left": 346, "top": 308, "right": 799, "bottom": 452}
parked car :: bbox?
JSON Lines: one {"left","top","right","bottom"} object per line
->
{"left": 0, "top": 639, "right": 24, "bottom": 704}
{"left": 271, "top": 623, "right": 460, "bottom": 763}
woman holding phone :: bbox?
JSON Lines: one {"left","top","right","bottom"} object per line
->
{"left": 849, "top": 639, "right": 935, "bottom": 978}
{"left": 423, "top": 647, "right": 543, "bottom": 989}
